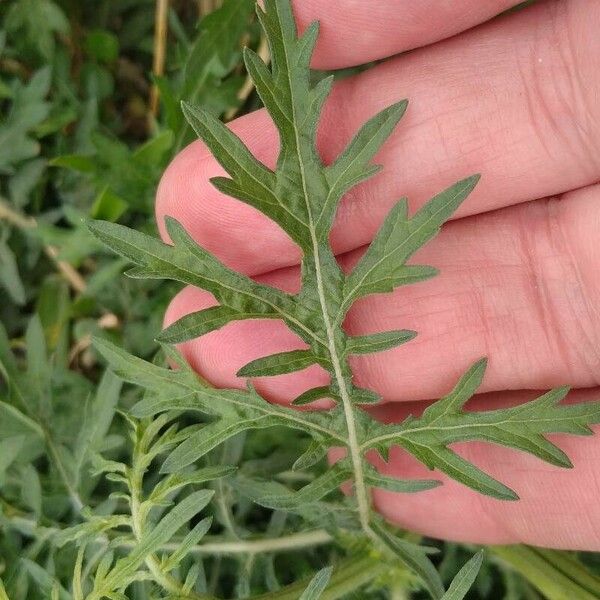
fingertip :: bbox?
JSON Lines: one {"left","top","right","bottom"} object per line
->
{"left": 163, "top": 285, "right": 217, "bottom": 330}
{"left": 163, "top": 285, "right": 329, "bottom": 403}
{"left": 155, "top": 111, "right": 303, "bottom": 274}
{"left": 155, "top": 138, "right": 209, "bottom": 245}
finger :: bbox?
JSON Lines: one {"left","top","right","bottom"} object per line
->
{"left": 289, "top": 0, "right": 520, "bottom": 69}
{"left": 368, "top": 387, "right": 600, "bottom": 548}
{"left": 157, "top": 0, "right": 600, "bottom": 275}
{"left": 164, "top": 184, "right": 600, "bottom": 404}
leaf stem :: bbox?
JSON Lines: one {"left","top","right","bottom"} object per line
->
{"left": 311, "top": 233, "right": 372, "bottom": 534}
{"left": 127, "top": 437, "right": 210, "bottom": 600}
{"left": 122, "top": 529, "right": 333, "bottom": 555}
{"left": 3, "top": 512, "right": 332, "bottom": 557}
{"left": 288, "top": 19, "right": 373, "bottom": 533}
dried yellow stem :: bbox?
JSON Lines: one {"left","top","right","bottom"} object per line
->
{"left": 150, "top": 0, "right": 170, "bottom": 116}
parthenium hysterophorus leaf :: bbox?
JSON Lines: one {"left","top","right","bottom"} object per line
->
{"left": 89, "top": 0, "right": 600, "bottom": 596}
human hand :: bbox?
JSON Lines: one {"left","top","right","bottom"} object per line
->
{"left": 156, "top": 0, "right": 600, "bottom": 550}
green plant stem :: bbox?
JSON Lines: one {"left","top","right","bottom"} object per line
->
{"left": 120, "top": 529, "right": 333, "bottom": 555}
{"left": 311, "top": 232, "right": 372, "bottom": 535}
{"left": 491, "top": 545, "right": 600, "bottom": 600}
{"left": 127, "top": 443, "right": 209, "bottom": 600}
{"left": 5, "top": 512, "right": 332, "bottom": 556}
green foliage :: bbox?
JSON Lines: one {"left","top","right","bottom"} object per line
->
{"left": 298, "top": 567, "right": 332, "bottom": 600}
{"left": 59, "top": 414, "right": 225, "bottom": 599}
{"left": 4, "top": 0, "right": 69, "bottom": 61}
{"left": 0, "top": 67, "right": 52, "bottom": 173}
{"left": 2, "top": 0, "right": 600, "bottom": 598}
{"left": 86, "top": 0, "right": 600, "bottom": 598}
{"left": 441, "top": 552, "right": 484, "bottom": 600}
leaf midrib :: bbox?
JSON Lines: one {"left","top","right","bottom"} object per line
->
{"left": 361, "top": 407, "right": 600, "bottom": 451}
{"left": 274, "top": 1, "right": 372, "bottom": 534}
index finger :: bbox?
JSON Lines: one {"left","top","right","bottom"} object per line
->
{"left": 291, "top": 0, "right": 522, "bottom": 69}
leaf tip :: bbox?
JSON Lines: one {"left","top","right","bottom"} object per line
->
{"left": 500, "top": 488, "right": 520, "bottom": 502}
{"left": 155, "top": 328, "right": 175, "bottom": 345}
{"left": 474, "top": 356, "right": 488, "bottom": 370}
{"left": 163, "top": 215, "right": 186, "bottom": 240}
{"left": 558, "top": 456, "right": 574, "bottom": 469}
{"left": 236, "top": 364, "right": 252, "bottom": 378}
{"left": 392, "top": 98, "right": 409, "bottom": 115}
{"left": 86, "top": 218, "right": 105, "bottom": 237}
{"left": 159, "top": 459, "right": 177, "bottom": 475}
{"left": 463, "top": 173, "right": 482, "bottom": 191}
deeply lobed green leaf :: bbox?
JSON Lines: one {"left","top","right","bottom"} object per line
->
{"left": 87, "top": 0, "right": 600, "bottom": 596}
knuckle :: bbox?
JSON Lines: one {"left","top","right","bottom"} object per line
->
{"left": 524, "top": 195, "right": 600, "bottom": 384}
{"left": 516, "top": 0, "right": 600, "bottom": 173}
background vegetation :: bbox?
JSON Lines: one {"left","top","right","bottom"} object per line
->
{"left": 1, "top": 0, "right": 599, "bottom": 598}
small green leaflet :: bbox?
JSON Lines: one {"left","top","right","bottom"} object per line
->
{"left": 148, "top": 466, "right": 236, "bottom": 504}
{"left": 88, "top": 0, "right": 600, "bottom": 597}
{"left": 292, "top": 440, "right": 328, "bottom": 470}
{"left": 363, "top": 465, "right": 441, "bottom": 494}
{"left": 441, "top": 551, "right": 484, "bottom": 600}
{"left": 258, "top": 464, "right": 350, "bottom": 510}
{"left": 345, "top": 330, "right": 417, "bottom": 355}
{"left": 0, "top": 436, "right": 25, "bottom": 480}
{"left": 237, "top": 349, "right": 320, "bottom": 377}
{"left": 371, "top": 521, "right": 444, "bottom": 600}
{"left": 158, "top": 305, "right": 261, "bottom": 343}
{"left": 298, "top": 567, "right": 333, "bottom": 600}
{"left": 161, "top": 517, "right": 213, "bottom": 573}
{"left": 341, "top": 177, "right": 479, "bottom": 313}
{"left": 161, "top": 419, "right": 271, "bottom": 473}
{"left": 148, "top": 472, "right": 220, "bottom": 525}
{"left": 292, "top": 386, "right": 334, "bottom": 406}
{"left": 0, "top": 237, "right": 26, "bottom": 305}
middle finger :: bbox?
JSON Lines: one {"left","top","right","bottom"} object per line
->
{"left": 165, "top": 183, "right": 600, "bottom": 404}
{"left": 156, "top": 0, "right": 600, "bottom": 276}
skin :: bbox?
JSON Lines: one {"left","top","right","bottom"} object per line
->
{"left": 156, "top": 0, "right": 600, "bottom": 549}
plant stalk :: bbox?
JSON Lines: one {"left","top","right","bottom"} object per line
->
{"left": 127, "top": 437, "right": 210, "bottom": 600}
{"left": 150, "top": 0, "right": 170, "bottom": 116}
{"left": 310, "top": 231, "right": 372, "bottom": 535}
